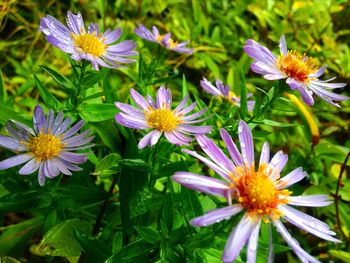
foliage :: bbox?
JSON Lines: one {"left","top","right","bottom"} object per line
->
{"left": 0, "top": 0, "right": 349, "bottom": 262}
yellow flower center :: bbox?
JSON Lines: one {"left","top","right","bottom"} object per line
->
{"left": 156, "top": 35, "right": 178, "bottom": 49}
{"left": 72, "top": 33, "right": 106, "bottom": 57}
{"left": 145, "top": 108, "right": 183, "bottom": 132}
{"left": 233, "top": 163, "right": 291, "bottom": 221}
{"left": 277, "top": 50, "right": 318, "bottom": 83}
{"left": 26, "top": 132, "right": 65, "bottom": 162}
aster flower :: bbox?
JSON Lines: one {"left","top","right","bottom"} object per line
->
{"left": 0, "top": 105, "right": 94, "bottom": 186}
{"left": 39, "top": 11, "right": 137, "bottom": 70}
{"left": 200, "top": 77, "right": 255, "bottom": 112}
{"left": 115, "top": 86, "right": 211, "bottom": 149}
{"left": 244, "top": 35, "right": 348, "bottom": 107}
{"left": 172, "top": 120, "right": 339, "bottom": 263}
{"left": 134, "top": 24, "right": 193, "bottom": 54}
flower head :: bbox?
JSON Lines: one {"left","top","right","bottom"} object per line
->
{"left": 115, "top": 86, "right": 211, "bottom": 148}
{"left": 134, "top": 24, "right": 193, "bottom": 54}
{"left": 244, "top": 35, "right": 349, "bottom": 107}
{"left": 172, "top": 120, "right": 339, "bottom": 262}
{"left": 39, "top": 11, "right": 137, "bottom": 70}
{"left": 200, "top": 77, "right": 255, "bottom": 112}
{"left": 0, "top": 105, "right": 94, "bottom": 186}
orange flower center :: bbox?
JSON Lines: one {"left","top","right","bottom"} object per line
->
{"left": 233, "top": 163, "right": 291, "bottom": 221}
{"left": 145, "top": 108, "right": 183, "bottom": 132}
{"left": 277, "top": 51, "right": 318, "bottom": 83}
{"left": 156, "top": 35, "right": 178, "bottom": 49}
{"left": 72, "top": 33, "right": 106, "bottom": 57}
{"left": 26, "top": 132, "right": 65, "bottom": 161}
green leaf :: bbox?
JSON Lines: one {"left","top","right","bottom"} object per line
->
{"left": 31, "top": 219, "right": 90, "bottom": 257}
{"left": 329, "top": 250, "right": 350, "bottom": 262}
{"left": 74, "top": 229, "right": 111, "bottom": 262}
{"left": 0, "top": 68, "right": 6, "bottom": 102}
{"left": 33, "top": 74, "right": 59, "bottom": 109}
{"left": 134, "top": 226, "right": 161, "bottom": 244}
{"left": 40, "top": 65, "right": 76, "bottom": 92}
{"left": 81, "top": 68, "right": 110, "bottom": 88}
{"left": 79, "top": 103, "right": 117, "bottom": 122}
{"left": 240, "top": 71, "right": 248, "bottom": 119}
{"left": 0, "top": 104, "right": 31, "bottom": 126}
{"left": 118, "top": 159, "right": 148, "bottom": 172}
{"left": 160, "top": 194, "right": 174, "bottom": 232}
{"left": 181, "top": 187, "right": 203, "bottom": 218}
{"left": 0, "top": 217, "right": 43, "bottom": 256}
{"left": 106, "top": 239, "right": 156, "bottom": 263}
{"left": 0, "top": 190, "right": 43, "bottom": 212}
{"left": 256, "top": 119, "right": 301, "bottom": 128}
{"left": 94, "top": 153, "right": 121, "bottom": 176}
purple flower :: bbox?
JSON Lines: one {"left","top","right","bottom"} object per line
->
{"left": 0, "top": 105, "right": 94, "bottom": 186}
{"left": 172, "top": 120, "right": 339, "bottom": 262}
{"left": 39, "top": 11, "right": 137, "bottom": 70}
{"left": 115, "top": 86, "right": 211, "bottom": 149}
{"left": 200, "top": 77, "right": 255, "bottom": 112}
{"left": 244, "top": 35, "right": 349, "bottom": 107}
{"left": 134, "top": 24, "right": 193, "bottom": 54}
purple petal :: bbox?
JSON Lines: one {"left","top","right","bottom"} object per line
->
{"left": 244, "top": 39, "right": 277, "bottom": 67}
{"left": 38, "top": 164, "right": 46, "bottom": 186}
{"left": 157, "top": 86, "right": 172, "bottom": 109}
{"left": 309, "top": 79, "right": 347, "bottom": 89}
{"left": 18, "top": 158, "right": 41, "bottom": 175}
{"left": 308, "top": 65, "right": 327, "bottom": 78}
{"left": 268, "top": 151, "right": 288, "bottom": 180}
{"left": 130, "top": 88, "right": 151, "bottom": 111}
{"left": 51, "top": 111, "right": 64, "bottom": 134}
{"left": 259, "top": 142, "right": 270, "bottom": 166}
{"left": 0, "top": 135, "right": 26, "bottom": 151}
{"left": 264, "top": 73, "right": 286, "bottom": 80}
{"left": 138, "top": 130, "right": 162, "bottom": 149}
{"left": 190, "top": 205, "right": 243, "bottom": 227}
{"left": 276, "top": 167, "right": 307, "bottom": 189}
{"left": 33, "top": 105, "right": 45, "bottom": 133}
{"left": 247, "top": 219, "right": 262, "bottom": 263}
{"left": 196, "top": 135, "right": 235, "bottom": 179}
{"left": 164, "top": 131, "right": 189, "bottom": 146}
{"left": 251, "top": 61, "right": 281, "bottom": 76}
{"left": 54, "top": 117, "right": 72, "bottom": 136}
{"left": 62, "top": 120, "right": 85, "bottom": 139}
{"left": 0, "top": 154, "right": 32, "bottom": 170}
{"left": 279, "top": 35, "right": 288, "bottom": 55}
{"left": 297, "top": 85, "right": 315, "bottom": 106}
{"left": 288, "top": 195, "right": 333, "bottom": 207}
{"left": 134, "top": 24, "right": 157, "bottom": 42}
{"left": 58, "top": 151, "right": 87, "bottom": 164}
{"left": 278, "top": 205, "right": 340, "bottom": 243}
{"left": 182, "top": 108, "right": 207, "bottom": 121}
{"left": 172, "top": 172, "right": 231, "bottom": 197}
{"left": 222, "top": 214, "right": 258, "bottom": 263}
{"left": 238, "top": 121, "right": 254, "bottom": 166}
{"left": 101, "top": 28, "right": 122, "bottom": 44}
{"left": 273, "top": 220, "right": 321, "bottom": 263}
{"left": 115, "top": 113, "right": 148, "bottom": 129}
{"left": 183, "top": 149, "right": 232, "bottom": 181}
{"left": 174, "top": 95, "right": 189, "bottom": 112}
{"left": 177, "top": 124, "right": 212, "bottom": 134}
{"left": 220, "top": 128, "right": 244, "bottom": 167}
{"left": 66, "top": 11, "right": 85, "bottom": 35}
{"left": 200, "top": 77, "right": 222, "bottom": 96}
{"left": 286, "top": 78, "right": 304, "bottom": 91}
{"left": 115, "top": 102, "right": 145, "bottom": 118}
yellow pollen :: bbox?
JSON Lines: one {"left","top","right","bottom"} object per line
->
{"left": 156, "top": 35, "right": 178, "bottom": 49}
{"left": 145, "top": 108, "right": 183, "bottom": 132}
{"left": 234, "top": 163, "right": 291, "bottom": 220}
{"left": 72, "top": 33, "right": 106, "bottom": 56}
{"left": 277, "top": 50, "right": 318, "bottom": 83}
{"left": 26, "top": 132, "right": 65, "bottom": 162}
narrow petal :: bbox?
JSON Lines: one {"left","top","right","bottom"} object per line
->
{"left": 138, "top": 130, "right": 162, "bottom": 149}
{"left": 115, "top": 102, "right": 145, "bottom": 118}
{"left": 259, "top": 142, "right": 270, "bottom": 166}
{"left": 200, "top": 78, "right": 222, "bottom": 96}
{"left": 18, "top": 158, "right": 41, "bottom": 175}
{"left": 222, "top": 214, "right": 258, "bottom": 263}
{"left": 177, "top": 125, "right": 212, "bottom": 134}
{"left": 273, "top": 220, "right": 321, "bottom": 263}
{"left": 62, "top": 120, "right": 85, "bottom": 139}
{"left": 308, "top": 65, "right": 327, "bottom": 78}
{"left": 196, "top": 135, "right": 235, "bottom": 175}
{"left": 220, "top": 128, "right": 244, "bottom": 167}
{"left": 247, "top": 219, "right": 262, "bottom": 263}
{"left": 0, "top": 135, "right": 26, "bottom": 151}
{"left": 58, "top": 152, "right": 87, "bottom": 164}
{"left": 190, "top": 205, "right": 243, "bottom": 227}
{"left": 164, "top": 131, "right": 189, "bottom": 146}
{"left": 276, "top": 167, "right": 307, "bottom": 189}
{"left": 182, "top": 149, "right": 231, "bottom": 181}
{"left": 288, "top": 195, "right": 333, "bottom": 207}
{"left": 238, "top": 121, "right": 254, "bottom": 166}
{"left": 33, "top": 105, "right": 45, "bottom": 133}
{"left": 115, "top": 113, "right": 149, "bottom": 129}
{"left": 130, "top": 89, "right": 150, "bottom": 111}
{"left": 172, "top": 172, "right": 230, "bottom": 197}
{"left": 0, "top": 154, "right": 32, "bottom": 170}
{"left": 174, "top": 95, "right": 189, "bottom": 112}
{"left": 279, "top": 35, "right": 288, "bottom": 55}
{"left": 268, "top": 151, "right": 288, "bottom": 180}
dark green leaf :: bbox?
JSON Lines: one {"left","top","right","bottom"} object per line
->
{"left": 134, "top": 226, "right": 161, "bottom": 244}
{"left": 40, "top": 65, "right": 76, "bottom": 92}
{"left": 33, "top": 74, "right": 60, "bottom": 109}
